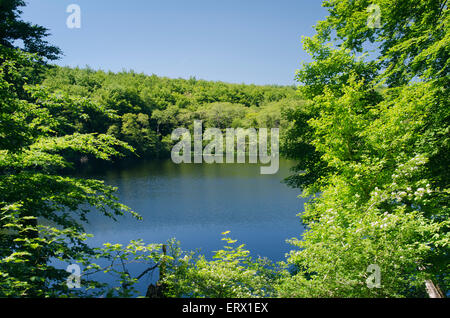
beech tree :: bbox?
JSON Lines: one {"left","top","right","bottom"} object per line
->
{"left": 280, "top": 0, "right": 449, "bottom": 297}
{"left": 0, "top": 1, "right": 137, "bottom": 295}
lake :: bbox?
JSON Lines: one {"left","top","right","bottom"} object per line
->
{"left": 74, "top": 158, "right": 306, "bottom": 294}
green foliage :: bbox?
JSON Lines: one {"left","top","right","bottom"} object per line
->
{"left": 2, "top": 0, "right": 448, "bottom": 299}
{"left": 0, "top": 0, "right": 61, "bottom": 60}
{"left": 280, "top": 0, "right": 449, "bottom": 297}
{"left": 119, "top": 113, "right": 159, "bottom": 155}
{"left": 40, "top": 67, "right": 303, "bottom": 158}
{"left": 78, "top": 239, "right": 167, "bottom": 297}
{"left": 162, "top": 233, "right": 282, "bottom": 298}
{"left": 0, "top": 46, "right": 137, "bottom": 297}
{"left": 53, "top": 234, "right": 283, "bottom": 298}
{"left": 316, "top": 0, "right": 449, "bottom": 85}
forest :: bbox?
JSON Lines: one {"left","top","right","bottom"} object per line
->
{"left": 0, "top": 0, "right": 448, "bottom": 298}
{"left": 39, "top": 66, "right": 303, "bottom": 159}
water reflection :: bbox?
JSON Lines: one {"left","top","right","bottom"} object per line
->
{"left": 77, "top": 159, "right": 305, "bottom": 260}
{"left": 71, "top": 158, "right": 305, "bottom": 293}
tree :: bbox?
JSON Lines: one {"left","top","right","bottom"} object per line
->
{"left": 0, "top": 44, "right": 139, "bottom": 296}
{"left": 280, "top": 0, "right": 449, "bottom": 297}
{"left": 121, "top": 113, "right": 158, "bottom": 155}
{"left": 0, "top": 0, "right": 61, "bottom": 60}
{"left": 161, "top": 233, "right": 280, "bottom": 298}
{"left": 151, "top": 105, "right": 180, "bottom": 135}
{"left": 195, "top": 102, "right": 248, "bottom": 129}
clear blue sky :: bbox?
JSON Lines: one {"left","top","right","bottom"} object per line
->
{"left": 22, "top": 0, "right": 328, "bottom": 85}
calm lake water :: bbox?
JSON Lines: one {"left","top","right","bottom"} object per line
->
{"left": 74, "top": 158, "right": 306, "bottom": 294}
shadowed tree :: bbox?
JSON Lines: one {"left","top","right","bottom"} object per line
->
{"left": 0, "top": 0, "right": 61, "bottom": 60}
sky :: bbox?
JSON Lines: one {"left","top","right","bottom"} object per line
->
{"left": 22, "top": 0, "right": 328, "bottom": 86}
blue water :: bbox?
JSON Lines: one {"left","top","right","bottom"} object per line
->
{"left": 75, "top": 158, "right": 305, "bottom": 294}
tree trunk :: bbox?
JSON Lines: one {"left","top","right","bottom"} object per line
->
{"left": 146, "top": 244, "right": 167, "bottom": 298}
{"left": 425, "top": 279, "right": 445, "bottom": 298}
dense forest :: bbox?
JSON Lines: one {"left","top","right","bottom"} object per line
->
{"left": 0, "top": 0, "right": 448, "bottom": 298}
{"left": 39, "top": 66, "right": 304, "bottom": 158}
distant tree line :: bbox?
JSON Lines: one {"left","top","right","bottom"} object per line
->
{"left": 40, "top": 67, "right": 305, "bottom": 158}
